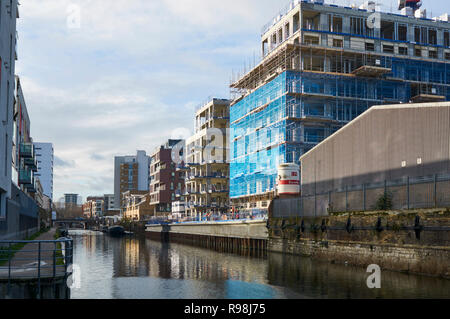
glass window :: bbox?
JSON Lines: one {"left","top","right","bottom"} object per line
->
{"left": 428, "top": 29, "right": 437, "bottom": 45}
{"left": 397, "top": 24, "right": 407, "bottom": 41}
{"left": 350, "top": 17, "right": 364, "bottom": 35}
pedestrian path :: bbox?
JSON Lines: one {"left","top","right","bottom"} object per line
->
{"left": 0, "top": 228, "right": 68, "bottom": 280}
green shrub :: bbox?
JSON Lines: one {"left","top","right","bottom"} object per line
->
{"left": 375, "top": 192, "right": 393, "bottom": 211}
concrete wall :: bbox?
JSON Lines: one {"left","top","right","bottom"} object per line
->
{"left": 146, "top": 220, "right": 268, "bottom": 240}
{"left": 0, "top": 184, "right": 39, "bottom": 240}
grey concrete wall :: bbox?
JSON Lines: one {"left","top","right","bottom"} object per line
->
{"left": 146, "top": 220, "right": 268, "bottom": 240}
{"left": 0, "top": 0, "right": 19, "bottom": 219}
{"left": 0, "top": 184, "right": 39, "bottom": 240}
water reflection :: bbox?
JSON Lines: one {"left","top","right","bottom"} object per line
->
{"left": 69, "top": 230, "right": 450, "bottom": 299}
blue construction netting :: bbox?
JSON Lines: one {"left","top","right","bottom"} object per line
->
{"left": 230, "top": 56, "right": 450, "bottom": 199}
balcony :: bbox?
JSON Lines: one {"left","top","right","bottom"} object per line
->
{"left": 25, "top": 183, "right": 36, "bottom": 193}
{"left": 19, "top": 142, "right": 34, "bottom": 158}
{"left": 24, "top": 157, "right": 38, "bottom": 171}
{"left": 19, "top": 168, "right": 33, "bottom": 185}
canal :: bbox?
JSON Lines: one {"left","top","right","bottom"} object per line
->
{"left": 69, "top": 230, "right": 450, "bottom": 299}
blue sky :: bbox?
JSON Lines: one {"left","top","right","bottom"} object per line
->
{"left": 16, "top": 0, "right": 450, "bottom": 202}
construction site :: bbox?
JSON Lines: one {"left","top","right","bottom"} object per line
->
{"left": 229, "top": 0, "right": 450, "bottom": 212}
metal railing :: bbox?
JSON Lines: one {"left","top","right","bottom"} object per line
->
{"left": 0, "top": 238, "right": 73, "bottom": 297}
{"left": 273, "top": 172, "right": 450, "bottom": 217}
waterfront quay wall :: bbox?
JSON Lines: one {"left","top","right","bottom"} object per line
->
{"left": 0, "top": 277, "right": 70, "bottom": 299}
{"left": 268, "top": 209, "right": 450, "bottom": 278}
{"left": 146, "top": 220, "right": 268, "bottom": 253}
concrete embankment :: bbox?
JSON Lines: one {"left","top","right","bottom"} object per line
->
{"left": 146, "top": 220, "right": 268, "bottom": 254}
{"left": 268, "top": 209, "right": 450, "bottom": 278}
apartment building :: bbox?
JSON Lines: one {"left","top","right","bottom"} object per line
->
{"left": 103, "top": 194, "right": 118, "bottom": 216}
{"left": 11, "top": 76, "right": 38, "bottom": 196}
{"left": 82, "top": 196, "right": 104, "bottom": 219}
{"left": 64, "top": 193, "right": 79, "bottom": 207}
{"left": 0, "top": 0, "right": 18, "bottom": 222}
{"left": 229, "top": 0, "right": 450, "bottom": 212}
{"left": 184, "top": 99, "right": 230, "bottom": 217}
{"left": 123, "top": 193, "right": 153, "bottom": 221}
{"left": 33, "top": 142, "right": 54, "bottom": 201}
{"left": 114, "top": 150, "right": 150, "bottom": 211}
{"left": 149, "top": 139, "right": 184, "bottom": 217}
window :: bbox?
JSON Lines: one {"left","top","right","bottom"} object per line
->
{"left": 328, "top": 15, "right": 342, "bottom": 33}
{"left": 333, "top": 39, "right": 343, "bottom": 48}
{"left": 445, "top": 31, "right": 450, "bottom": 47}
{"left": 397, "top": 24, "right": 407, "bottom": 41}
{"left": 420, "top": 27, "right": 428, "bottom": 44}
{"left": 445, "top": 52, "right": 450, "bottom": 60}
{"left": 383, "top": 45, "right": 394, "bottom": 54}
{"left": 414, "top": 27, "right": 421, "bottom": 43}
{"left": 429, "top": 50, "right": 438, "bottom": 59}
{"left": 428, "top": 29, "right": 437, "bottom": 45}
{"left": 304, "top": 35, "right": 319, "bottom": 45}
{"left": 4, "top": 134, "right": 8, "bottom": 176}
{"left": 415, "top": 48, "right": 422, "bottom": 57}
{"left": 350, "top": 17, "right": 364, "bottom": 35}
{"left": 365, "top": 42, "right": 375, "bottom": 51}
{"left": 381, "top": 20, "right": 395, "bottom": 40}
{"left": 398, "top": 47, "right": 408, "bottom": 55}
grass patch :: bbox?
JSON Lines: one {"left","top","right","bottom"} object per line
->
{"left": 55, "top": 242, "right": 65, "bottom": 266}
{"left": 0, "top": 227, "right": 50, "bottom": 266}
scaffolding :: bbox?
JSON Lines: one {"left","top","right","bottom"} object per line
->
{"left": 230, "top": 37, "right": 450, "bottom": 200}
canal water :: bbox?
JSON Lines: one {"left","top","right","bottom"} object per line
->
{"left": 69, "top": 230, "right": 450, "bottom": 299}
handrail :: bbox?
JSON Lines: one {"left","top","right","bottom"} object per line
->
{"left": 0, "top": 237, "right": 74, "bottom": 298}
{"left": 0, "top": 238, "right": 72, "bottom": 244}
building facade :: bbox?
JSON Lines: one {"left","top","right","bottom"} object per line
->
{"left": 123, "top": 193, "right": 153, "bottom": 221}
{"left": 33, "top": 142, "right": 54, "bottom": 201}
{"left": 64, "top": 193, "right": 79, "bottom": 207}
{"left": 114, "top": 150, "right": 150, "bottom": 211}
{"left": 184, "top": 99, "right": 230, "bottom": 217}
{"left": 12, "top": 76, "right": 38, "bottom": 196}
{"left": 229, "top": 0, "right": 450, "bottom": 212}
{"left": 103, "top": 194, "right": 117, "bottom": 215}
{"left": 0, "top": 0, "right": 18, "bottom": 220}
{"left": 300, "top": 102, "right": 450, "bottom": 214}
{"left": 149, "top": 139, "right": 185, "bottom": 217}
{"left": 82, "top": 196, "right": 104, "bottom": 219}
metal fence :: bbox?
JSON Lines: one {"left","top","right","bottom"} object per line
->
{"left": 273, "top": 173, "right": 450, "bottom": 217}
{"left": 0, "top": 238, "right": 73, "bottom": 297}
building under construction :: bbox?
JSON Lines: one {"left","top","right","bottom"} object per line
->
{"left": 229, "top": 0, "right": 450, "bottom": 212}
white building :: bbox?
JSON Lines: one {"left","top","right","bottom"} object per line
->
{"left": 34, "top": 142, "right": 54, "bottom": 201}
{"left": 0, "top": 1, "right": 19, "bottom": 220}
